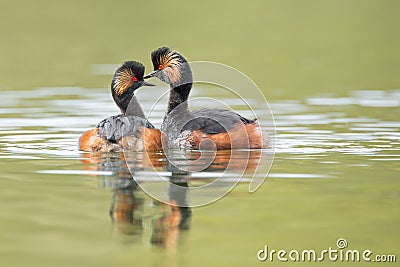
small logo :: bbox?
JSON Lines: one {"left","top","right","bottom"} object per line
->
{"left": 336, "top": 238, "right": 348, "bottom": 249}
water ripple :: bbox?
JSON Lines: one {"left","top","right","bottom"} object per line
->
{"left": 0, "top": 87, "right": 399, "bottom": 181}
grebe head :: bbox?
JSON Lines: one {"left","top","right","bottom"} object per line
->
{"left": 111, "top": 61, "right": 154, "bottom": 114}
{"left": 144, "top": 47, "right": 191, "bottom": 86}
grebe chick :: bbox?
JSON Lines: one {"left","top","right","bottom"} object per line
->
{"left": 79, "top": 61, "right": 162, "bottom": 152}
{"left": 144, "top": 47, "right": 265, "bottom": 150}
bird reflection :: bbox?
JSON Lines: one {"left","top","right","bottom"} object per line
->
{"left": 80, "top": 151, "right": 192, "bottom": 250}
{"left": 150, "top": 179, "right": 192, "bottom": 249}
{"left": 79, "top": 148, "right": 264, "bottom": 249}
{"left": 109, "top": 177, "right": 192, "bottom": 250}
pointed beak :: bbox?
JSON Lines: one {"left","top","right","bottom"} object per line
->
{"left": 140, "top": 81, "right": 155, "bottom": 87}
{"left": 144, "top": 70, "right": 160, "bottom": 79}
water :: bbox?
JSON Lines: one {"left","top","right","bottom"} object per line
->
{"left": 0, "top": 87, "right": 399, "bottom": 266}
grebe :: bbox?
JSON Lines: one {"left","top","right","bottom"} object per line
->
{"left": 79, "top": 61, "right": 162, "bottom": 152}
{"left": 144, "top": 47, "right": 265, "bottom": 150}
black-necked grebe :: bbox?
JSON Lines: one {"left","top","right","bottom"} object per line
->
{"left": 79, "top": 61, "right": 162, "bottom": 152}
{"left": 144, "top": 47, "right": 265, "bottom": 150}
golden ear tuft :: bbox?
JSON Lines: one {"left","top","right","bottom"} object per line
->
{"left": 114, "top": 69, "right": 135, "bottom": 95}
{"left": 159, "top": 51, "right": 182, "bottom": 83}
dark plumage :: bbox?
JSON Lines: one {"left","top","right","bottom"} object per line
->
{"left": 79, "top": 61, "right": 161, "bottom": 152}
{"left": 97, "top": 114, "right": 154, "bottom": 143}
{"left": 144, "top": 47, "right": 264, "bottom": 149}
{"left": 111, "top": 61, "right": 150, "bottom": 115}
{"left": 97, "top": 61, "right": 155, "bottom": 143}
{"left": 186, "top": 109, "right": 256, "bottom": 134}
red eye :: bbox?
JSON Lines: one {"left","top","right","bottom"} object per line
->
{"left": 132, "top": 77, "right": 138, "bottom": 82}
{"left": 158, "top": 64, "right": 163, "bottom": 70}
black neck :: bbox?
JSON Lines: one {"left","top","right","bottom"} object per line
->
{"left": 167, "top": 83, "right": 192, "bottom": 114}
{"left": 112, "top": 88, "right": 145, "bottom": 118}
{"left": 125, "top": 95, "right": 146, "bottom": 118}
{"left": 167, "top": 62, "right": 193, "bottom": 114}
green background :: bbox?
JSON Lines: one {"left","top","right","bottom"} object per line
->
{"left": 1, "top": 0, "right": 399, "bottom": 98}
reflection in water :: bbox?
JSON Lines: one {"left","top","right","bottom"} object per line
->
{"left": 81, "top": 151, "right": 192, "bottom": 250}
{"left": 167, "top": 149, "right": 265, "bottom": 172}
{"left": 80, "top": 148, "right": 265, "bottom": 249}
{"left": 126, "top": 149, "right": 272, "bottom": 206}
{"left": 109, "top": 179, "right": 192, "bottom": 250}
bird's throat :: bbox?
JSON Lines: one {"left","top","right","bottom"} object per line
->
{"left": 167, "top": 83, "right": 191, "bottom": 114}
{"left": 125, "top": 95, "right": 146, "bottom": 118}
